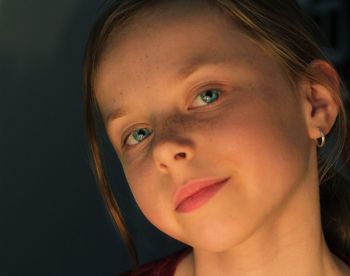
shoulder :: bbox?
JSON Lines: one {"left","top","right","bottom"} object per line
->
{"left": 119, "top": 247, "right": 192, "bottom": 276}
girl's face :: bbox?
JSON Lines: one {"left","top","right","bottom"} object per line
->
{"left": 95, "top": 2, "right": 315, "bottom": 251}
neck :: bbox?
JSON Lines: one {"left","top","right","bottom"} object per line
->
{"left": 191, "top": 228, "right": 345, "bottom": 276}
{"left": 180, "top": 174, "right": 349, "bottom": 276}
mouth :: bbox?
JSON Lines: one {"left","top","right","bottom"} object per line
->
{"left": 174, "top": 177, "right": 230, "bottom": 213}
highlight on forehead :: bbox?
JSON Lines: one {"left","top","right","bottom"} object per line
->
{"left": 96, "top": 0, "right": 224, "bottom": 66}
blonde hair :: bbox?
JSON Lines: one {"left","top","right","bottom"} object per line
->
{"left": 83, "top": 0, "right": 350, "bottom": 270}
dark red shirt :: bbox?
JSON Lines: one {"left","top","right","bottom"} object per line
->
{"left": 120, "top": 247, "right": 350, "bottom": 276}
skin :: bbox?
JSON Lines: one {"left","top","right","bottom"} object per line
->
{"left": 94, "top": 1, "right": 349, "bottom": 275}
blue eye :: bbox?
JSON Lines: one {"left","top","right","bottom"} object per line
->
{"left": 124, "top": 128, "right": 153, "bottom": 146}
{"left": 192, "top": 89, "right": 220, "bottom": 107}
{"left": 123, "top": 89, "right": 221, "bottom": 148}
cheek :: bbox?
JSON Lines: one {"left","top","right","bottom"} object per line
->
{"left": 122, "top": 161, "right": 177, "bottom": 231}
{"left": 205, "top": 92, "right": 310, "bottom": 209}
{"left": 212, "top": 85, "right": 308, "bottom": 169}
{"left": 123, "top": 161, "right": 155, "bottom": 208}
{"left": 176, "top": 98, "right": 310, "bottom": 249}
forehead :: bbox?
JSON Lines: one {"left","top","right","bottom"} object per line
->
{"left": 97, "top": 1, "right": 242, "bottom": 70}
{"left": 94, "top": 0, "right": 276, "bottom": 117}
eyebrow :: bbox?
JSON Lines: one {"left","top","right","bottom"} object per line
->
{"left": 105, "top": 106, "right": 129, "bottom": 124}
{"left": 105, "top": 56, "right": 222, "bottom": 124}
{"left": 176, "top": 56, "right": 211, "bottom": 81}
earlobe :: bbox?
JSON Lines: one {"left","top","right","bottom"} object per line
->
{"left": 302, "top": 59, "right": 340, "bottom": 141}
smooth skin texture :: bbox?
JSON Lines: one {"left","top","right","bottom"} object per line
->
{"left": 95, "top": 1, "right": 349, "bottom": 275}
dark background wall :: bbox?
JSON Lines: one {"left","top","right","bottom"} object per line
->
{"left": 1, "top": 0, "right": 349, "bottom": 275}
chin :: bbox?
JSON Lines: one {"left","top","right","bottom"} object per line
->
{"left": 187, "top": 224, "right": 249, "bottom": 253}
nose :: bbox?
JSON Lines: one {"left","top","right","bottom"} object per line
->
{"left": 152, "top": 137, "right": 195, "bottom": 173}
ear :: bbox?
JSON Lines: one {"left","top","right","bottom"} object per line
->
{"left": 301, "top": 59, "right": 340, "bottom": 141}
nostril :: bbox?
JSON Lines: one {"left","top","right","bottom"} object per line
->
{"left": 175, "top": 152, "right": 186, "bottom": 159}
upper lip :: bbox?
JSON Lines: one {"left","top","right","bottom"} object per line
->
{"left": 174, "top": 176, "right": 230, "bottom": 209}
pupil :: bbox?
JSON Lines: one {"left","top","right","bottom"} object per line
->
{"left": 203, "top": 90, "right": 217, "bottom": 103}
{"left": 138, "top": 129, "right": 146, "bottom": 137}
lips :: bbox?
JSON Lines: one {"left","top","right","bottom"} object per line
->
{"left": 174, "top": 176, "right": 230, "bottom": 212}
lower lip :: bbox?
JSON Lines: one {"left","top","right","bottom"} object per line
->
{"left": 175, "top": 179, "right": 229, "bottom": 213}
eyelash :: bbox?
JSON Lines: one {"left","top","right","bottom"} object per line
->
{"left": 121, "top": 88, "right": 222, "bottom": 148}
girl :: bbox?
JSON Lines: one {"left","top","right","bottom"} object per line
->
{"left": 83, "top": 0, "right": 350, "bottom": 275}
